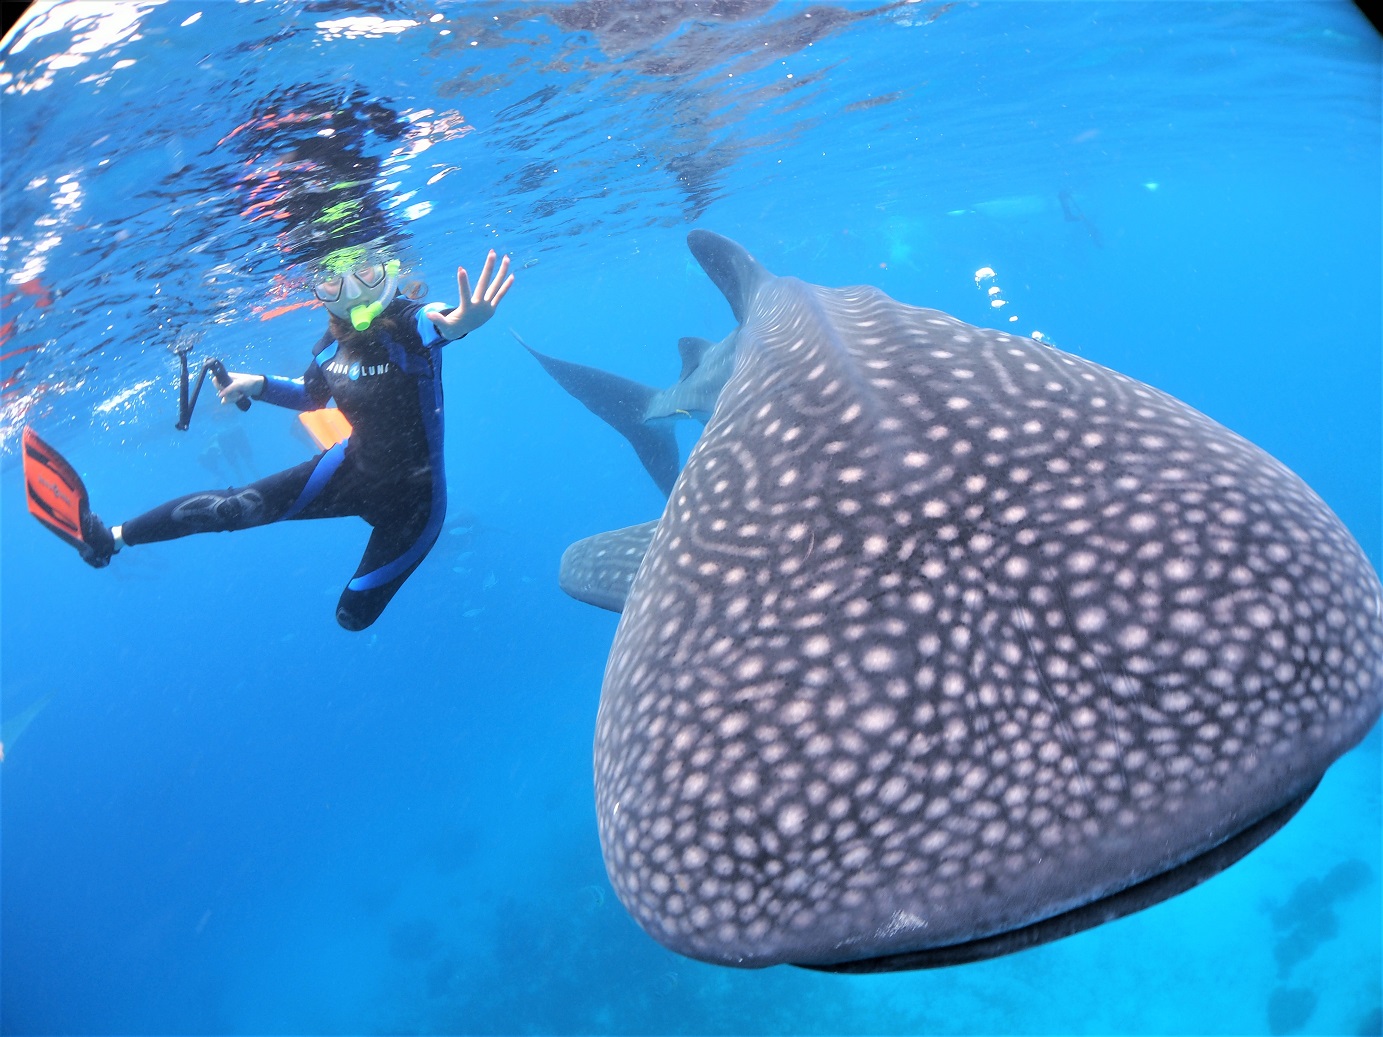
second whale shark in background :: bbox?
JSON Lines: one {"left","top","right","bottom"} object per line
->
{"left": 516, "top": 327, "right": 739, "bottom": 497}
{"left": 560, "top": 230, "right": 1383, "bottom": 973}
{"left": 524, "top": 189, "right": 1104, "bottom": 483}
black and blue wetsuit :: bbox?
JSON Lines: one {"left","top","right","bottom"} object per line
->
{"left": 120, "top": 297, "right": 453, "bottom": 630}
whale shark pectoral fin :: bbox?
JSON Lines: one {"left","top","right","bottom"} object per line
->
{"left": 676, "top": 337, "right": 715, "bottom": 381}
{"left": 686, "top": 230, "right": 773, "bottom": 324}
{"left": 559, "top": 520, "right": 660, "bottom": 613}
{"left": 514, "top": 331, "right": 679, "bottom": 496}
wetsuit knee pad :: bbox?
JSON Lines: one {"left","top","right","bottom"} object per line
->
{"left": 335, "top": 590, "right": 390, "bottom": 631}
{"left": 335, "top": 605, "right": 372, "bottom": 632}
{"left": 122, "top": 488, "right": 269, "bottom": 543}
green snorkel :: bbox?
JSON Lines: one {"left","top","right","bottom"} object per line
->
{"left": 349, "top": 259, "right": 401, "bottom": 330}
{"left": 350, "top": 299, "right": 385, "bottom": 331}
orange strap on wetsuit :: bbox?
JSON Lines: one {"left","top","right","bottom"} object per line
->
{"left": 299, "top": 407, "right": 352, "bottom": 450}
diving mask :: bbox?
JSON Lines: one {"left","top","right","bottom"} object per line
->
{"left": 315, "top": 259, "right": 401, "bottom": 330}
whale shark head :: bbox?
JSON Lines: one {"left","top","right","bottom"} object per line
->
{"left": 591, "top": 231, "right": 1383, "bottom": 970}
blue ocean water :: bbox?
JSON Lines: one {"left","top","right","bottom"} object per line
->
{"left": 1, "top": 1, "right": 1379, "bottom": 1033}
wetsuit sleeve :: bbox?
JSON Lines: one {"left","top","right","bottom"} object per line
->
{"left": 258, "top": 360, "right": 333, "bottom": 411}
{"left": 416, "top": 303, "right": 464, "bottom": 348}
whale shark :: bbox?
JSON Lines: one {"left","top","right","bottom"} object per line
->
{"left": 517, "top": 329, "right": 739, "bottom": 496}
{"left": 586, "top": 230, "right": 1383, "bottom": 971}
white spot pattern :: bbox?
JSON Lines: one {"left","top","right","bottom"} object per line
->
{"left": 594, "top": 253, "right": 1383, "bottom": 972}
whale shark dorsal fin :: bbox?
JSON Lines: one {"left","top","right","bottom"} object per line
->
{"left": 687, "top": 230, "right": 772, "bottom": 324}
{"left": 676, "top": 337, "right": 714, "bottom": 381}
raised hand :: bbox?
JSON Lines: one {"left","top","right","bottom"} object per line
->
{"left": 427, "top": 250, "right": 515, "bottom": 340}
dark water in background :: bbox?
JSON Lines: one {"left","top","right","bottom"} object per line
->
{"left": 1, "top": 2, "right": 1379, "bottom": 1033}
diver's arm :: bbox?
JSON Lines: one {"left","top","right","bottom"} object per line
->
{"left": 425, "top": 250, "right": 514, "bottom": 342}
{"left": 221, "top": 361, "right": 331, "bottom": 412}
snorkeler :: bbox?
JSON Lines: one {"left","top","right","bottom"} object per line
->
{"left": 27, "top": 249, "right": 513, "bottom": 631}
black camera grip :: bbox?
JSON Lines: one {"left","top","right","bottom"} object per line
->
{"left": 209, "top": 359, "right": 251, "bottom": 412}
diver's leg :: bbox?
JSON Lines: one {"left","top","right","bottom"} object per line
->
{"left": 333, "top": 488, "right": 445, "bottom": 631}
{"left": 118, "top": 446, "right": 353, "bottom": 546}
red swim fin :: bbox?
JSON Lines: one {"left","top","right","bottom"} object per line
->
{"left": 22, "top": 425, "right": 88, "bottom": 550}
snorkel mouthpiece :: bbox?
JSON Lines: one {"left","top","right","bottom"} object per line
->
{"left": 351, "top": 300, "right": 384, "bottom": 331}
{"left": 347, "top": 261, "right": 402, "bottom": 329}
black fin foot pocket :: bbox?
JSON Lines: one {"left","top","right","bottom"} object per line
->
{"left": 78, "top": 510, "right": 115, "bottom": 569}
